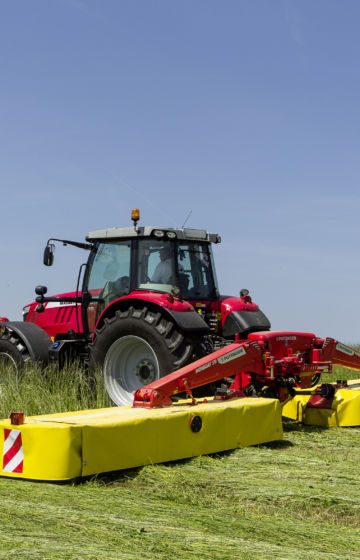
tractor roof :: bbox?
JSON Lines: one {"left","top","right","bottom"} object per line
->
{"left": 86, "top": 226, "right": 221, "bottom": 244}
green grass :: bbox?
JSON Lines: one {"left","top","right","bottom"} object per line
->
{"left": 0, "top": 363, "right": 110, "bottom": 419}
{"left": 0, "top": 364, "right": 359, "bottom": 559}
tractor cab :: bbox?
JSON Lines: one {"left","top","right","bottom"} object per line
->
{"left": 86, "top": 235, "right": 219, "bottom": 302}
{"left": 84, "top": 224, "right": 221, "bottom": 330}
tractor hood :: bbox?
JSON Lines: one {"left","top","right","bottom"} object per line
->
{"left": 24, "top": 291, "right": 83, "bottom": 338}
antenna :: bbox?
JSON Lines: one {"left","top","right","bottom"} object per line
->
{"left": 181, "top": 210, "right": 192, "bottom": 228}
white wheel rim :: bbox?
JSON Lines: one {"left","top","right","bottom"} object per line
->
{"left": 104, "top": 335, "right": 160, "bottom": 406}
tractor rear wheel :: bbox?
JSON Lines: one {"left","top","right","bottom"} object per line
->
{"left": 0, "top": 332, "right": 30, "bottom": 378}
{"left": 0, "top": 323, "right": 50, "bottom": 384}
{"left": 90, "top": 306, "right": 196, "bottom": 406}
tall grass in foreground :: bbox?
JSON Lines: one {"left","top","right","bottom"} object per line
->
{"left": 0, "top": 363, "right": 110, "bottom": 419}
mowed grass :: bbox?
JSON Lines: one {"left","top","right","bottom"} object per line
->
{"left": 0, "top": 364, "right": 359, "bottom": 559}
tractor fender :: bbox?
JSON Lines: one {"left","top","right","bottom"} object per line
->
{"left": 166, "top": 310, "right": 209, "bottom": 333}
{"left": 222, "top": 309, "right": 271, "bottom": 337}
{"left": 0, "top": 321, "right": 51, "bottom": 364}
{"left": 95, "top": 299, "right": 209, "bottom": 337}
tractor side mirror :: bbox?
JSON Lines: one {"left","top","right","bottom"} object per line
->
{"left": 43, "top": 243, "right": 54, "bottom": 266}
{"left": 35, "top": 285, "right": 48, "bottom": 296}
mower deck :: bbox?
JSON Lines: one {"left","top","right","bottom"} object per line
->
{"left": 282, "top": 379, "right": 360, "bottom": 427}
{"left": 0, "top": 397, "right": 282, "bottom": 481}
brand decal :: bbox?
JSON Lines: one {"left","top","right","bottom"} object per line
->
{"left": 336, "top": 343, "right": 360, "bottom": 358}
{"left": 276, "top": 336, "right": 297, "bottom": 342}
{"left": 218, "top": 346, "right": 246, "bottom": 364}
{"left": 45, "top": 302, "right": 77, "bottom": 308}
{"left": 195, "top": 362, "right": 213, "bottom": 374}
{"left": 195, "top": 347, "right": 246, "bottom": 373}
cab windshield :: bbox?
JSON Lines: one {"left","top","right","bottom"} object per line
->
{"left": 86, "top": 241, "right": 131, "bottom": 301}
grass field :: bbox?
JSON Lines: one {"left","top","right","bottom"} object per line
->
{"left": 0, "top": 364, "right": 359, "bottom": 559}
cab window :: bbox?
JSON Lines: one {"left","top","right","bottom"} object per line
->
{"left": 86, "top": 242, "right": 131, "bottom": 330}
{"left": 137, "top": 240, "right": 175, "bottom": 293}
{"left": 177, "top": 243, "right": 215, "bottom": 299}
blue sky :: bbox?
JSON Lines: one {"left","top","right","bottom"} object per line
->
{"left": 1, "top": 0, "right": 360, "bottom": 342}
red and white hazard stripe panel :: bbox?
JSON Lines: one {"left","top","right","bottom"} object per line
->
{"left": 2, "top": 429, "right": 24, "bottom": 473}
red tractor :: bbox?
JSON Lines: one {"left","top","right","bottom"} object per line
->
{"left": 0, "top": 209, "right": 273, "bottom": 405}
{"left": 2, "top": 209, "right": 359, "bottom": 409}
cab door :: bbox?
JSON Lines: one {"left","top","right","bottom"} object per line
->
{"left": 84, "top": 241, "right": 132, "bottom": 332}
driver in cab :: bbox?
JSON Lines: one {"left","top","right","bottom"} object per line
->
{"left": 152, "top": 246, "right": 173, "bottom": 284}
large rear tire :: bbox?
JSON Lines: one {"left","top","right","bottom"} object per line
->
{"left": 0, "top": 332, "right": 31, "bottom": 374}
{"left": 90, "top": 306, "right": 196, "bottom": 406}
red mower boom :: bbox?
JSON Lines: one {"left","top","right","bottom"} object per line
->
{"left": 133, "top": 331, "right": 360, "bottom": 407}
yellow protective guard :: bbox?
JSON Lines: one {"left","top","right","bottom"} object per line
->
{"left": 0, "top": 397, "right": 282, "bottom": 481}
{"left": 282, "top": 379, "right": 360, "bottom": 427}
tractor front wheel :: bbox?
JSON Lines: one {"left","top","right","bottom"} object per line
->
{"left": 90, "top": 306, "right": 196, "bottom": 406}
